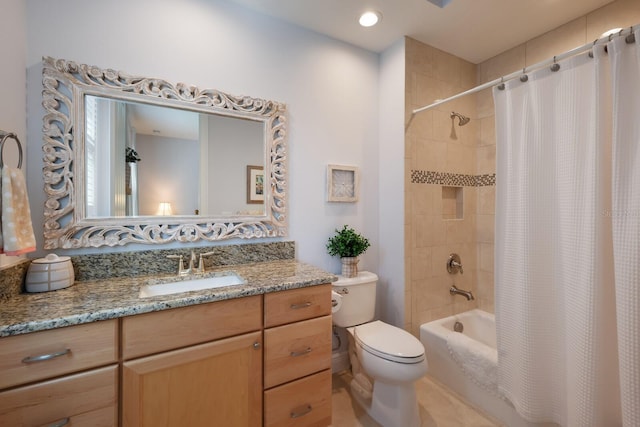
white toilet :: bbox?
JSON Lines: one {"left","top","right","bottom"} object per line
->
{"left": 332, "top": 271, "right": 427, "bottom": 427}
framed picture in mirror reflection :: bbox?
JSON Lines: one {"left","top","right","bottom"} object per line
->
{"left": 247, "top": 165, "right": 265, "bottom": 204}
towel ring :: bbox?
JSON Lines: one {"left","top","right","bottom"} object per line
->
{"left": 0, "top": 131, "right": 23, "bottom": 169}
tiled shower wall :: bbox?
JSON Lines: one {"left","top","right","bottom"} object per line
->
{"left": 404, "top": 38, "right": 479, "bottom": 335}
{"left": 406, "top": 0, "right": 640, "bottom": 336}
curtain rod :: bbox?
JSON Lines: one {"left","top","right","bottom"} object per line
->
{"left": 411, "top": 24, "right": 639, "bottom": 117}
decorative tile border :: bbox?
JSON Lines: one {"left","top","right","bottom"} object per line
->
{"left": 411, "top": 170, "right": 496, "bottom": 187}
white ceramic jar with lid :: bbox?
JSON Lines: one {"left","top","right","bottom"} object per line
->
{"left": 25, "top": 254, "right": 75, "bottom": 293}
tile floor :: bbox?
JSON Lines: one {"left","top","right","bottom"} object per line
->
{"left": 331, "top": 372, "right": 502, "bottom": 427}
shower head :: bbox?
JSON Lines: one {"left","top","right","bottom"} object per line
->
{"left": 451, "top": 112, "right": 470, "bottom": 126}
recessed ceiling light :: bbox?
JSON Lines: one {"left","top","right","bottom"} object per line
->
{"left": 359, "top": 11, "right": 381, "bottom": 28}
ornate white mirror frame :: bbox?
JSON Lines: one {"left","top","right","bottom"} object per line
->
{"left": 41, "top": 56, "right": 287, "bottom": 249}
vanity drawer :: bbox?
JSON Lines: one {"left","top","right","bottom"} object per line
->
{"left": 264, "top": 315, "right": 332, "bottom": 389}
{"left": 0, "top": 319, "right": 118, "bottom": 390}
{"left": 264, "top": 284, "right": 331, "bottom": 328}
{"left": 264, "top": 369, "right": 332, "bottom": 427}
{"left": 122, "top": 295, "right": 262, "bottom": 359}
{"left": 0, "top": 365, "right": 117, "bottom": 426}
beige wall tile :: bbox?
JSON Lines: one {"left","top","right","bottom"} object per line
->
{"left": 446, "top": 216, "right": 477, "bottom": 245}
{"left": 413, "top": 139, "right": 447, "bottom": 171}
{"left": 464, "top": 187, "right": 478, "bottom": 218}
{"left": 415, "top": 215, "right": 447, "bottom": 248}
{"left": 432, "top": 48, "right": 462, "bottom": 86}
{"left": 411, "top": 184, "right": 436, "bottom": 216}
{"left": 477, "top": 144, "right": 496, "bottom": 175}
{"left": 477, "top": 186, "right": 495, "bottom": 215}
{"left": 446, "top": 143, "right": 475, "bottom": 174}
{"left": 478, "top": 243, "right": 494, "bottom": 272}
{"left": 408, "top": 108, "right": 434, "bottom": 141}
{"left": 459, "top": 59, "right": 478, "bottom": 90}
{"left": 479, "top": 115, "right": 496, "bottom": 147}
{"left": 454, "top": 114, "right": 478, "bottom": 147}
{"left": 405, "top": 37, "right": 434, "bottom": 76}
{"left": 432, "top": 109, "right": 456, "bottom": 142}
{"left": 412, "top": 247, "right": 432, "bottom": 281}
{"left": 586, "top": 0, "right": 640, "bottom": 42}
{"left": 476, "top": 89, "right": 495, "bottom": 119}
{"left": 477, "top": 214, "right": 495, "bottom": 243}
{"left": 478, "top": 44, "right": 525, "bottom": 84}
{"left": 525, "top": 17, "right": 587, "bottom": 66}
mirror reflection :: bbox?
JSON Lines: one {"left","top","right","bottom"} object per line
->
{"left": 84, "top": 96, "right": 265, "bottom": 218}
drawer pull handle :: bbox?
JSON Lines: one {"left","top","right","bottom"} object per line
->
{"left": 22, "top": 348, "right": 71, "bottom": 364}
{"left": 290, "top": 302, "right": 312, "bottom": 309}
{"left": 48, "top": 418, "right": 70, "bottom": 427}
{"left": 290, "top": 347, "right": 312, "bottom": 357}
{"left": 290, "top": 404, "right": 312, "bottom": 419}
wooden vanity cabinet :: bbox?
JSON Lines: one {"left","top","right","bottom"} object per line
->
{"left": 0, "top": 320, "right": 119, "bottom": 426}
{"left": 0, "top": 284, "right": 333, "bottom": 427}
{"left": 121, "top": 296, "right": 263, "bottom": 427}
{"left": 263, "top": 284, "right": 333, "bottom": 427}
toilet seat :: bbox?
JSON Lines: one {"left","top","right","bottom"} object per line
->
{"left": 354, "top": 321, "right": 425, "bottom": 364}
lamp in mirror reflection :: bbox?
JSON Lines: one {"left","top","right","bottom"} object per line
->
{"left": 156, "top": 202, "right": 173, "bottom": 216}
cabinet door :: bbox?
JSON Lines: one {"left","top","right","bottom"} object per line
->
{"left": 123, "top": 331, "right": 262, "bottom": 427}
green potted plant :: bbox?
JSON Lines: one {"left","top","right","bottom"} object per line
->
{"left": 326, "top": 225, "right": 370, "bottom": 278}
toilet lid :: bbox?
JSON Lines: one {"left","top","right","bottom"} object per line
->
{"left": 354, "top": 321, "right": 425, "bottom": 364}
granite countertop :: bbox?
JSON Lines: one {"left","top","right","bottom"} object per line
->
{"left": 0, "top": 260, "right": 337, "bottom": 338}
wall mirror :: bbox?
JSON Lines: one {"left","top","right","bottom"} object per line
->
{"left": 42, "top": 56, "right": 287, "bottom": 249}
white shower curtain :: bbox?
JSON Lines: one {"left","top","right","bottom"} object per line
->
{"left": 494, "top": 29, "right": 640, "bottom": 427}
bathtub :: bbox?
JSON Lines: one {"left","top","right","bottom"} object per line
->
{"left": 420, "top": 309, "right": 554, "bottom": 427}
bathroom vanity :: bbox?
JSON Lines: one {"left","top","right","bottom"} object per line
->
{"left": 0, "top": 259, "right": 335, "bottom": 427}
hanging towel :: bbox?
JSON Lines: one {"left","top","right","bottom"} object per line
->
{"left": 1, "top": 166, "right": 36, "bottom": 255}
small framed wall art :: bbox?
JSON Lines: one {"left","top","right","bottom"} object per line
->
{"left": 327, "top": 164, "right": 359, "bottom": 202}
{"left": 246, "top": 165, "right": 265, "bottom": 204}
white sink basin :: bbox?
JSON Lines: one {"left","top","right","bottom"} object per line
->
{"left": 139, "top": 274, "right": 245, "bottom": 298}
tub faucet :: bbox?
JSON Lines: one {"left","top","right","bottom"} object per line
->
{"left": 450, "top": 285, "right": 474, "bottom": 301}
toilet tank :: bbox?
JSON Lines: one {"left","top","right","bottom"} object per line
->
{"left": 332, "top": 271, "right": 378, "bottom": 328}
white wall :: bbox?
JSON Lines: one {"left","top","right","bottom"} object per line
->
{"left": 0, "top": 0, "right": 27, "bottom": 268}
{"left": 136, "top": 135, "right": 200, "bottom": 216}
{"left": 23, "top": 0, "right": 382, "bottom": 277}
{"left": 377, "top": 40, "right": 406, "bottom": 326}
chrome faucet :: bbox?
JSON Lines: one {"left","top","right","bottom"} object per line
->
{"left": 195, "top": 251, "right": 215, "bottom": 274}
{"left": 450, "top": 285, "right": 474, "bottom": 301}
{"left": 167, "top": 250, "right": 215, "bottom": 276}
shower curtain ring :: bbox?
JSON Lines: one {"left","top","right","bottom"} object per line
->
{"left": 550, "top": 56, "right": 560, "bottom": 72}
{"left": 497, "top": 77, "right": 505, "bottom": 90}
{"left": 625, "top": 26, "right": 636, "bottom": 44}
{"left": 520, "top": 68, "right": 528, "bottom": 82}
{"left": 589, "top": 39, "right": 598, "bottom": 58}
